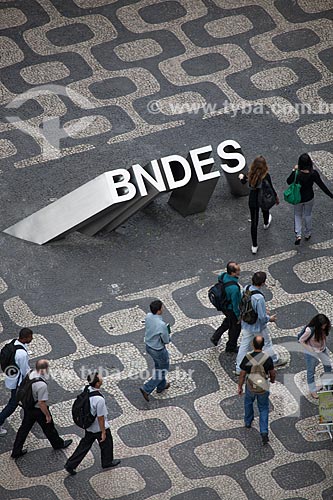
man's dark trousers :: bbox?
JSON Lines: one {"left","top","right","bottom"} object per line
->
{"left": 0, "top": 389, "right": 18, "bottom": 425}
{"left": 12, "top": 408, "right": 64, "bottom": 457}
{"left": 211, "top": 310, "right": 241, "bottom": 350}
{"left": 66, "top": 428, "right": 114, "bottom": 469}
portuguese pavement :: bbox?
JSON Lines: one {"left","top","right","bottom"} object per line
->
{"left": 0, "top": 1, "right": 332, "bottom": 499}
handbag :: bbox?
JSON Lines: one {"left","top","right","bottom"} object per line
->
{"left": 283, "top": 170, "right": 301, "bottom": 205}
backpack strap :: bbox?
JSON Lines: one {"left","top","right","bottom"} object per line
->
{"left": 246, "top": 352, "right": 269, "bottom": 367}
{"left": 30, "top": 377, "right": 47, "bottom": 385}
{"left": 14, "top": 345, "right": 26, "bottom": 352}
{"left": 87, "top": 388, "right": 104, "bottom": 399}
{"left": 224, "top": 280, "right": 240, "bottom": 290}
{"left": 250, "top": 290, "right": 263, "bottom": 297}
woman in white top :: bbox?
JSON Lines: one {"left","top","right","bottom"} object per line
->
{"left": 299, "top": 314, "right": 331, "bottom": 398}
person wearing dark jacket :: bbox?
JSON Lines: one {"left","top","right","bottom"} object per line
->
{"left": 286, "top": 153, "right": 333, "bottom": 245}
{"left": 210, "top": 261, "right": 242, "bottom": 353}
{"left": 239, "top": 156, "right": 279, "bottom": 254}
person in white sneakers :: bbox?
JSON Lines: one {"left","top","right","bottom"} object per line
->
{"left": 239, "top": 156, "right": 279, "bottom": 254}
{"left": 0, "top": 328, "right": 33, "bottom": 436}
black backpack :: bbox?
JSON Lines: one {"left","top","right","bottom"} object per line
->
{"left": 208, "top": 274, "right": 238, "bottom": 313}
{"left": 258, "top": 178, "right": 276, "bottom": 210}
{"left": 0, "top": 340, "right": 25, "bottom": 375}
{"left": 72, "top": 385, "right": 104, "bottom": 429}
{"left": 239, "top": 286, "right": 263, "bottom": 324}
{"left": 16, "top": 372, "right": 46, "bottom": 410}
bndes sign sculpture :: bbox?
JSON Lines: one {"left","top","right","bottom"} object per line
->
{"left": 4, "top": 140, "right": 246, "bottom": 245}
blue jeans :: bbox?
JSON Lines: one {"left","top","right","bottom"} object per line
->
{"left": 143, "top": 346, "right": 169, "bottom": 394}
{"left": 0, "top": 389, "right": 18, "bottom": 426}
{"left": 244, "top": 385, "right": 269, "bottom": 435}
{"left": 236, "top": 327, "right": 278, "bottom": 373}
{"left": 305, "top": 348, "right": 332, "bottom": 392}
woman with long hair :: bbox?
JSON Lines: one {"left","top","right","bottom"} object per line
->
{"left": 286, "top": 153, "right": 333, "bottom": 245}
{"left": 239, "top": 156, "right": 279, "bottom": 254}
{"left": 299, "top": 313, "right": 332, "bottom": 398}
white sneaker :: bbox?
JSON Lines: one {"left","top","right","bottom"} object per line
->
{"left": 251, "top": 246, "right": 258, "bottom": 254}
{"left": 263, "top": 214, "right": 272, "bottom": 229}
{"left": 0, "top": 427, "right": 7, "bottom": 436}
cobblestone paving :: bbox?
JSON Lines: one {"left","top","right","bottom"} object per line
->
{"left": 0, "top": 0, "right": 333, "bottom": 499}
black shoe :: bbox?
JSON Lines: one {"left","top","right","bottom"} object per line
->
{"left": 210, "top": 336, "right": 218, "bottom": 346}
{"left": 262, "top": 434, "right": 269, "bottom": 445}
{"left": 157, "top": 382, "right": 170, "bottom": 394}
{"left": 226, "top": 347, "right": 239, "bottom": 354}
{"left": 65, "top": 465, "right": 77, "bottom": 475}
{"left": 102, "top": 459, "right": 121, "bottom": 469}
{"left": 11, "top": 449, "right": 27, "bottom": 459}
{"left": 61, "top": 439, "right": 73, "bottom": 449}
{"left": 295, "top": 237, "right": 301, "bottom": 245}
{"left": 140, "top": 388, "right": 149, "bottom": 402}
{"left": 305, "top": 235, "right": 311, "bottom": 241}
{"left": 245, "top": 423, "right": 252, "bottom": 429}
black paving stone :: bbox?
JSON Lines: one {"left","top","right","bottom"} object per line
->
{"left": 318, "top": 47, "right": 333, "bottom": 73}
{"left": 273, "top": 29, "right": 321, "bottom": 52}
{"left": 46, "top": 23, "right": 95, "bottom": 47}
{"left": 139, "top": 1, "right": 187, "bottom": 24}
{"left": 118, "top": 418, "right": 171, "bottom": 447}
{"left": 171, "top": 488, "right": 222, "bottom": 500}
{"left": 272, "top": 460, "right": 326, "bottom": 489}
{"left": 16, "top": 447, "right": 69, "bottom": 477}
{"left": 73, "top": 353, "right": 124, "bottom": 379}
{"left": 89, "top": 77, "right": 137, "bottom": 100}
{"left": 181, "top": 53, "right": 230, "bottom": 77}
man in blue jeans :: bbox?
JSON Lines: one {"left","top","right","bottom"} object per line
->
{"left": 140, "top": 300, "right": 170, "bottom": 402}
{"left": 238, "top": 335, "right": 276, "bottom": 445}
{"left": 235, "top": 271, "right": 284, "bottom": 375}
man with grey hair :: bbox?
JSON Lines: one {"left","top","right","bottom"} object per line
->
{"left": 11, "top": 359, "right": 72, "bottom": 459}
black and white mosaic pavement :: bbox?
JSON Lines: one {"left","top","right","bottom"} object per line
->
{"left": 0, "top": 0, "right": 333, "bottom": 499}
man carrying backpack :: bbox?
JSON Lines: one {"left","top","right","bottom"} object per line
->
{"left": 65, "top": 372, "right": 120, "bottom": 475}
{"left": 11, "top": 359, "right": 72, "bottom": 458}
{"left": 210, "top": 261, "right": 242, "bottom": 353}
{"left": 0, "top": 328, "right": 33, "bottom": 436}
{"left": 238, "top": 335, "right": 276, "bottom": 445}
{"left": 235, "top": 271, "right": 283, "bottom": 375}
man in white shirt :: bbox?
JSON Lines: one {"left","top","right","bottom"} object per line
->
{"left": 65, "top": 372, "right": 121, "bottom": 475}
{"left": 0, "top": 328, "right": 33, "bottom": 436}
{"left": 11, "top": 359, "right": 72, "bottom": 458}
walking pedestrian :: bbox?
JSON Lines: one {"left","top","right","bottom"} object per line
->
{"left": 11, "top": 359, "right": 72, "bottom": 458}
{"left": 65, "top": 372, "right": 120, "bottom": 475}
{"left": 235, "top": 272, "right": 284, "bottom": 375}
{"left": 210, "top": 261, "right": 242, "bottom": 353}
{"left": 238, "top": 335, "right": 276, "bottom": 445}
{"left": 298, "top": 314, "right": 331, "bottom": 399}
{"left": 140, "top": 300, "right": 170, "bottom": 402}
{"left": 238, "top": 155, "right": 279, "bottom": 254}
{"left": 286, "top": 153, "right": 333, "bottom": 245}
{"left": 0, "top": 328, "right": 33, "bottom": 436}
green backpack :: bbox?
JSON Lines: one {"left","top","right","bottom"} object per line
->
{"left": 284, "top": 170, "right": 301, "bottom": 205}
